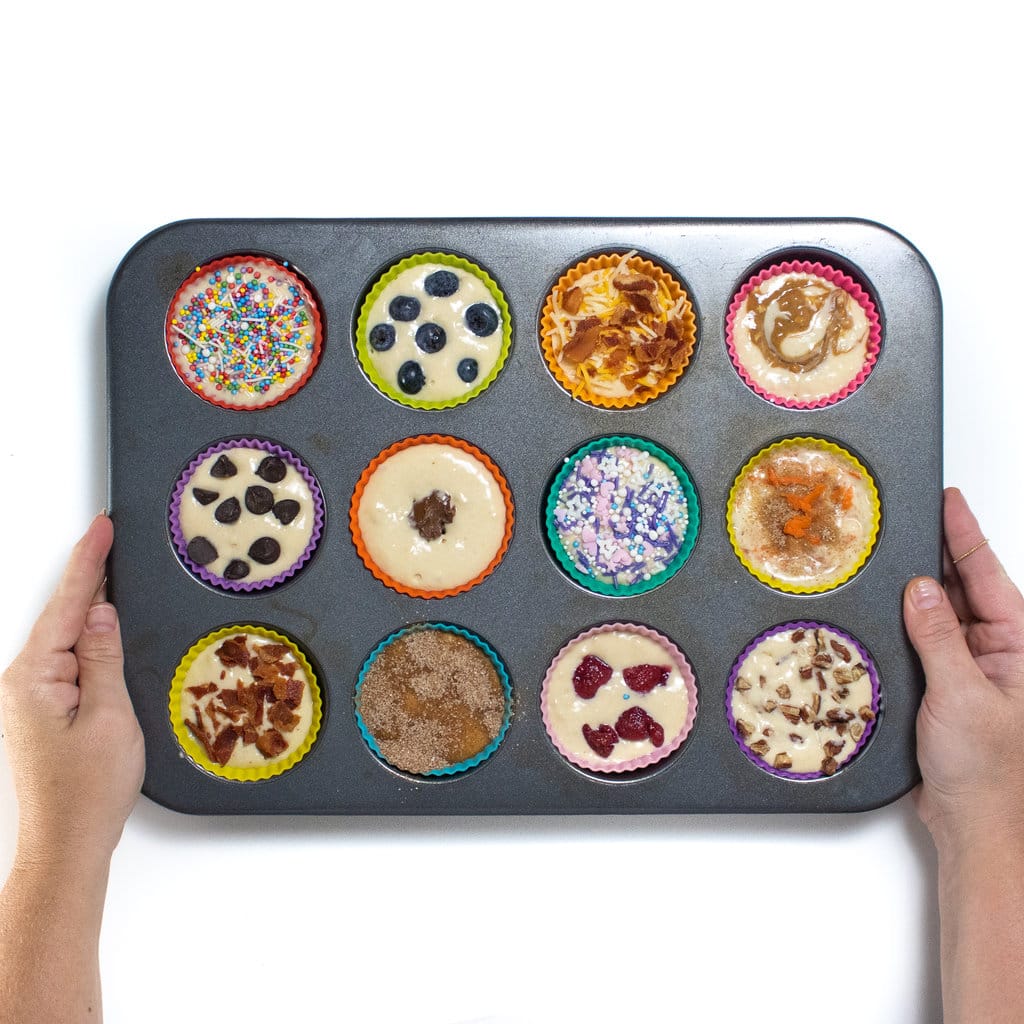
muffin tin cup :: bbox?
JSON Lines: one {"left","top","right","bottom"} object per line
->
{"left": 168, "top": 624, "right": 323, "bottom": 782}
{"left": 354, "top": 623, "right": 513, "bottom": 777}
{"left": 169, "top": 437, "right": 325, "bottom": 594}
{"left": 165, "top": 255, "right": 324, "bottom": 411}
{"left": 545, "top": 435, "right": 700, "bottom": 597}
{"left": 349, "top": 434, "right": 515, "bottom": 599}
{"left": 725, "top": 436, "right": 881, "bottom": 595}
{"left": 354, "top": 251, "right": 513, "bottom": 410}
{"left": 725, "top": 621, "right": 881, "bottom": 781}
{"left": 725, "top": 260, "right": 882, "bottom": 410}
{"left": 539, "top": 251, "right": 697, "bottom": 409}
{"left": 540, "top": 622, "right": 698, "bottom": 775}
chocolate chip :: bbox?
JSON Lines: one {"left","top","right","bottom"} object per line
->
{"left": 245, "top": 486, "right": 275, "bottom": 515}
{"left": 272, "top": 499, "right": 300, "bottom": 524}
{"left": 214, "top": 497, "right": 241, "bottom": 524}
{"left": 192, "top": 488, "right": 219, "bottom": 506}
{"left": 210, "top": 455, "right": 237, "bottom": 478}
{"left": 256, "top": 456, "right": 287, "bottom": 483}
{"left": 186, "top": 536, "right": 217, "bottom": 566}
{"left": 410, "top": 490, "right": 455, "bottom": 541}
{"left": 248, "top": 537, "right": 281, "bottom": 565}
{"left": 223, "top": 559, "right": 250, "bottom": 580}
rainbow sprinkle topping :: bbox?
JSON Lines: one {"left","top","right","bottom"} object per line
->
{"left": 552, "top": 445, "right": 689, "bottom": 589}
{"left": 168, "top": 260, "right": 317, "bottom": 408}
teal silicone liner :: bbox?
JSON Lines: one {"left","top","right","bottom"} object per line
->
{"left": 354, "top": 623, "right": 513, "bottom": 777}
{"left": 545, "top": 435, "right": 701, "bottom": 597}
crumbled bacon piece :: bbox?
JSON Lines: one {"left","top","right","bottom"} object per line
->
{"left": 186, "top": 682, "right": 217, "bottom": 698}
{"left": 256, "top": 730, "right": 288, "bottom": 759}
{"left": 256, "top": 643, "right": 289, "bottom": 663}
{"left": 211, "top": 728, "right": 239, "bottom": 766}
{"left": 216, "top": 636, "right": 250, "bottom": 668}
{"left": 268, "top": 701, "right": 300, "bottom": 733}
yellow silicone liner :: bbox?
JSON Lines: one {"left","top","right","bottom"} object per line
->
{"left": 354, "top": 251, "right": 512, "bottom": 410}
{"left": 539, "top": 251, "right": 697, "bottom": 409}
{"left": 725, "top": 436, "right": 881, "bottom": 595}
{"left": 349, "top": 434, "right": 515, "bottom": 599}
{"left": 168, "top": 624, "right": 322, "bottom": 782}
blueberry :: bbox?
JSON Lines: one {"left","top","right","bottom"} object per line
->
{"left": 210, "top": 454, "right": 237, "bottom": 478}
{"left": 369, "top": 323, "right": 396, "bottom": 351}
{"left": 245, "top": 485, "right": 275, "bottom": 515}
{"left": 415, "top": 322, "right": 446, "bottom": 353}
{"left": 214, "top": 497, "right": 241, "bottom": 524}
{"left": 256, "top": 456, "right": 287, "bottom": 483}
{"left": 397, "top": 360, "right": 426, "bottom": 394}
{"left": 273, "top": 499, "right": 300, "bottom": 524}
{"left": 223, "top": 559, "right": 250, "bottom": 580}
{"left": 389, "top": 295, "right": 420, "bottom": 322}
{"left": 424, "top": 270, "right": 459, "bottom": 297}
{"left": 248, "top": 537, "right": 281, "bottom": 565}
{"left": 465, "top": 303, "right": 499, "bottom": 337}
{"left": 457, "top": 358, "right": 479, "bottom": 383}
{"left": 192, "top": 487, "right": 219, "bottom": 506}
{"left": 186, "top": 536, "right": 217, "bottom": 566}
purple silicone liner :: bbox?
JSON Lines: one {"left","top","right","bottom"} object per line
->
{"left": 540, "top": 622, "right": 699, "bottom": 775}
{"left": 169, "top": 437, "right": 325, "bottom": 593}
{"left": 725, "top": 621, "right": 881, "bottom": 781}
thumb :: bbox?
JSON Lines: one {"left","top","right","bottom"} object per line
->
{"left": 74, "top": 602, "right": 128, "bottom": 711}
{"left": 903, "top": 576, "right": 979, "bottom": 698}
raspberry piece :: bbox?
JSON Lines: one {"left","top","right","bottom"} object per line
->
{"left": 573, "top": 654, "right": 613, "bottom": 699}
{"left": 649, "top": 721, "right": 665, "bottom": 747}
{"left": 582, "top": 723, "right": 618, "bottom": 758}
{"left": 615, "top": 706, "right": 654, "bottom": 741}
{"left": 622, "top": 663, "right": 671, "bottom": 693}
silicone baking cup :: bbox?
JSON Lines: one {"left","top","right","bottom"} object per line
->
{"left": 349, "top": 434, "right": 514, "bottom": 599}
{"left": 540, "top": 622, "right": 698, "bottom": 775}
{"left": 354, "top": 251, "right": 512, "bottom": 410}
{"left": 725, "top": 260, "right": 881, "bottom": 409}
{"left": 354, "top": 623, "right": 513, "bottom": 777}
{"left": 169, "top": 625, "right": 323, "bottom": 782}
{"left": 539, "top": 251, "right": 697, "bottom": 409}
{"left": 725, "top": 621, "right": 881, "bottom": 781}
{"left": 726, "top": 436, "right": 880, "bottom": 595}
{"left": 545, "top": 435, "right": 699, "bottom": 597}
{"left": 169, "top": 437, "right": 325, "bottom": 594}
{"left": 165, "top": 255, "right": 323, "bottom": 410}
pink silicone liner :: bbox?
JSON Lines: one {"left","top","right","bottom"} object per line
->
{"left": 725, "top": 621, "right": 882, "bottom": 781}
{"left": 540, "top": 622, "right": 698, "bottom": 775}
{"left": 169, "top": 437, "right": 325, "bottom": 594}
{"left": 724, "top": 260, "right": 882, "bottom": 410}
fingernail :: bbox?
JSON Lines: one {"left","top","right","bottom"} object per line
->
{"left": 85, "top": 603, "right": 118, "bottom": 633}
{"left": 911, "top": 578, "right": 943, "bottom": 610}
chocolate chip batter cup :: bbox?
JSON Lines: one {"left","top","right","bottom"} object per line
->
{"left": 725, "top": 260, "right": 881, "bottom": 409}
{"left": 169, "top": 625, "right": 323, "bottom": 782}
{"left": 350, "top": 435, "right": 514, "bottom": 599}
{"left": 726, "top": 436, "right": 881, "bottom": 595}
{"left": 169, "top": 438, "right": 325, "bottom": 593}
{"left": 726, "top": 621, "right": 880, "bottom": 780}
{"left": 354, "top": 624, "right": 512, "bottom": 777}
{"left": 540, "top": 622, "right": 698, "bottom": 775}
{"left": 545, "top": 436, "right": 699, "bottom": 597}
{"left": 540, "top": 251, "right": 697, "bottom": 409}
{"left": 355, "top": 252, "right": 512, "bottom": 410}
{"left": 166, "top": 255, "right": 323, "bottom": 410}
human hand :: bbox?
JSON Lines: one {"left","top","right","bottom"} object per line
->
{"left": 903, "top": 487, "right": 1024, "bottom": 853}
{"left": 0, "top": 514, "right": 144, "bottom": 867}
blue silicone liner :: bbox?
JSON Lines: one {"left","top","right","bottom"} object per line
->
{"left": 354, "top": 623, "right": 513, "bottom": 777}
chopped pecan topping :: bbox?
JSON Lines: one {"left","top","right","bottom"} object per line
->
{"left": 790, "top": 629, "right": 805, "bottom": 643}
{"left": 850, "top": 722, "right": 864, "bottom": 741}
{"left": 821, "top": 756, "right": 839, "bottom": 776}
{"left": 774, "top": 753, "right": 793, "bottom": 770}
{"left": 830, "top": 639, "right": 852, "bottom": 662}
{"left": 799, "top": 665, "right": 814, "bottom": 680}
{"left": 859, "top": 706, "right": 876, "bottom": 722}
{"left": 736, "top": 719, "right": 753, "bottom": 738}
{"left": 826, "top": 708, "right": 855, "bottom": 723}
{"left": 776, "top": 683, "right": 791, "bottom": 699}
{"left": 816, "top": 670, "right": 827, "bottom": 691}
{"left": 811, "top": 693, "right": 821, "bottom": 716}
{"left": 780, "top": 704, "right": 802, "bottom": 724}
{"left": 812, "top": 653, "right": 834, "bottom": 669}
{"left": 764, "top": 699, "right": 778, "bottom": 712}
{"left": 823, "top": 740, "right": 846, "bottom": 757}
{"left": 750, "top": 739, "right": 770, "bottom": 756}
{"left": 833, "top": 667, "right": 853, "bottom": 685}
{"left": 788, "top": 733, "right": 805, "bottom": 744}
{"left": 735, "top": 676, "right": 752, "bottom": 692}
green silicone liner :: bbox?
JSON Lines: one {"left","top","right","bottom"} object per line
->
{"left": 354, "top": 623, "right": 513, "bottom": 777}
{"left": 354, "top": 252, "right": 513, "bottom": 410}
{"left": 544, "top": 435, "right": 700, "bottom": 598}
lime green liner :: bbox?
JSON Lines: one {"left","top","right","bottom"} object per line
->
{"left": 726, "top": 436, "right": 881, "bottom": 595}
{"left": 354, "top": 251, "right": 513, "bottom": 410}
{"left": 545, "top": 436, "right": 700, "bottom": 597}
{"left": 169, "top": 624, "right": 322, "bottom": 782}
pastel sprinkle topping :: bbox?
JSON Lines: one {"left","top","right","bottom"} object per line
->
{"left": 169, "top": 262, "right": 317, "bottom": 405}
{"left": 552, "top": 445, "right": 689, "bottom": 589}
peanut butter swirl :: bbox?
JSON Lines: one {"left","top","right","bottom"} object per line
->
{"left": 741, "top": 275, "right": 866, "bottom": 373}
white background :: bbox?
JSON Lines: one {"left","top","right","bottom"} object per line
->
{"left": 2, "top": 3, "right": 1022, "bottom": 1022}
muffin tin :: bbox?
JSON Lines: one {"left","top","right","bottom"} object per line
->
{"left": 106, "top": 218, "right": 942, "bottom": 814}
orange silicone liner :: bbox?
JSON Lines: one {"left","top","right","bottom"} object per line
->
{"left": 539, "top": 251, "right": 697, "bottom": 409}
{"left": 726, "top": 436, "right": 881, "bottom": 595}
{"left": 349, "top": 434, "right": 515, "bottom": 599}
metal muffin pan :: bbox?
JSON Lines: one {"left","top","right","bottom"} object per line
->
{"left": 106, "top": 218, "right": 942, "bottom": 814}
